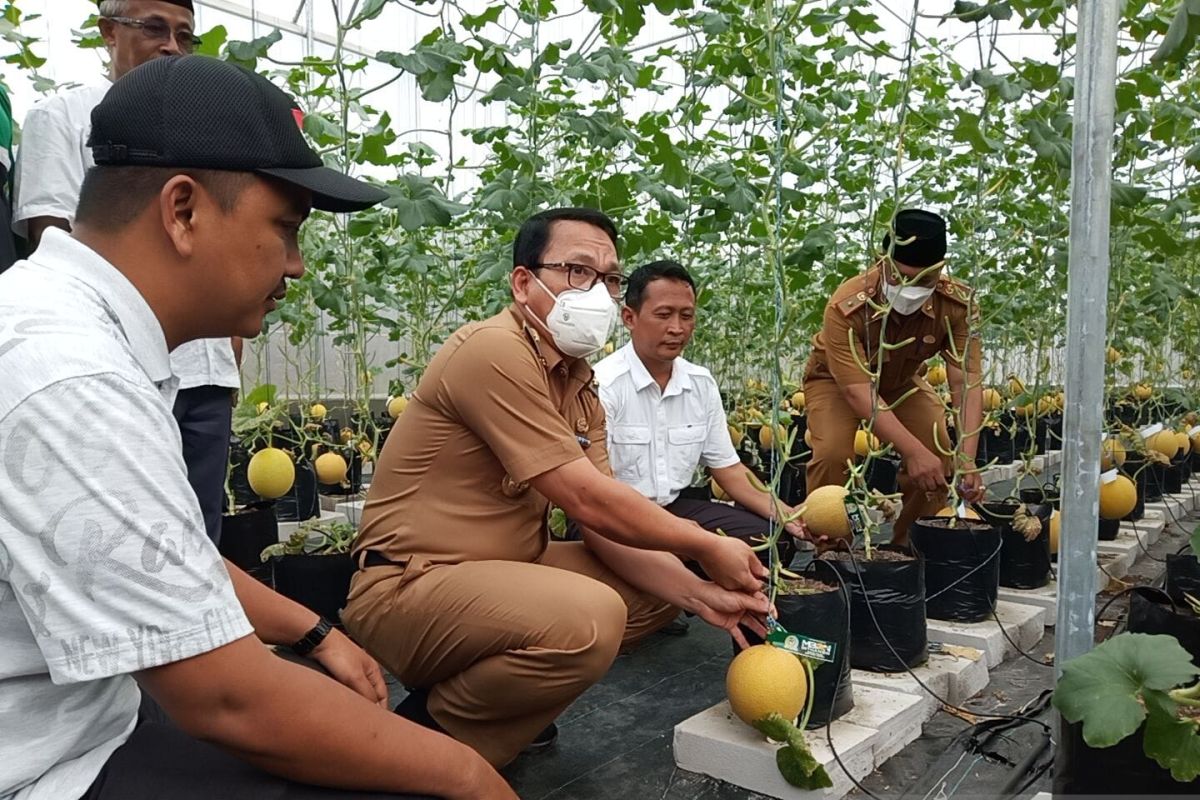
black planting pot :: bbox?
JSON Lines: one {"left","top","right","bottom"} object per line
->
{"left": 218, "top": 502, "right": 279, "bottom": 578}
{"left": 978, "top": 425, "right": 1013, "bottom": 466}
{"left": 733, "top": 564, "right": 854, "bottom": 729}
{"left": 821, "top": 545, "right": 927, "bottom": 673}
{"left": 1178, "top": 455, "right": 1193, "bottom": 484}
{"left": 1145, "top": 461, "right": 1166, "bottom": 503}
{"left": 270, "top": 552, "right": 356, "bottom": 625}
{"left": 1018, "top": 485, "right": 1060, "bottom": 510}
{"left": 1033, "top": 417, "right": 1049, "bottom": 455}
{"left": 1098, "top": 517, "right": 1121, "bottom": 542}
{"left": 1047, "top": 414, "right": 1063, "bottom": 448}
{"left": 1011, "top": 423, "right": 1033, "bottom": 458}
{"left": 1165, "top": 553, "right": 1200, "bottom": 609}
{"left": 778, "top": 461, "right": 806, "bottom": 507}
{"left": 909, "top": 516, "right": 1001, "bottom": 623}
{"left": 863, "top": 455, "right": 901, "bottom": 495}
{"left": 1164, "top": 461, "right": 1184, "bottom": 495}
{"left": 1191, "top": 450, "right": 1200, "bottom": 474}
{"left": 274, "top": 460, "right": 320, "bottom": 523}
{"left": 1055, "top": 720, "right": 1200, "bottom": 795}
{"left": 979, "top": 501, "right": 1052, "bottom": 590}
{"left": 1127, "top": 586, "right": 1200, "bottom": 665}
{"left": 789, "top": 414, "right": 809, "bottom": 462}
{"left": 1121, "top": 456, "right": 1148, "bottom": 521}
{"left": 227, "top": 441, "right": 260, "bottom": 508}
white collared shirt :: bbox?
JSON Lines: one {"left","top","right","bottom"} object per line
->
{"left": 0, "top": 230, "right": 253, "bottom": 800}
{"left": 594, "top": 342, "right": 740, "bottom": 506}
{"left": 11, "top": 82, "right": 238, "bottom": 391}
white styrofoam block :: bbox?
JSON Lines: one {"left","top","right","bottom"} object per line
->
{"left": 852, "top": 648, "right": 988, "bottom": 711}
{"left": 277, "top": 509, "right": 347, "bottom": 541}
{"left": 1119, "top": 511, "right": 1165, "bottom": 545}
{"left": 1097, "top": 550, "right": 1133, "bottom": 581}
{"left": 335, "top": 499, "right": 365, "bottom": 526}
{"left": 674, "top": 686, "right": 927, "bottom": 800}
{"left": 1044, "top": 450, "right": 1062, "bottom": 467}
{"left": 1146, "top": 496, "right": 1189, "bottom": 521}
{"left": 997, "top": 581, "right": 1058, "bottom": 617}
{"left": 926, "top": 600, "right": 1045, "bottom": 668}
{"left": 1097, "top": 534, "right": 1139, "bottom": 560}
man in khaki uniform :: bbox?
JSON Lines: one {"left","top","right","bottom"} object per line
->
{"left": 803, "top": 209, "right": 985, "bottom": 545}
{"left": 343, "top": 208, "right": 771, "bottom": 768}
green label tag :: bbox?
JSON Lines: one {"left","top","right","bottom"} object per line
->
{"left": 844, "top": 498, "right": 867, "bottom": 538}
{"left": 766, "top": 626, "right": 836, "bottom": 663}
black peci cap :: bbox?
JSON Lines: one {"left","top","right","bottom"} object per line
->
{"left": 881, "top": 209, "right": 947, "bottom": 268}
{"left": 87, "top": 55, "right": 387, "bottom": 212}
{"left": 98, "top": 0, "right": 195, "bottom": 13}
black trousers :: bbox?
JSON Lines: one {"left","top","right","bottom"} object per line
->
{"left": 0, "top": 163, "right": 19, "bottom": 274}
{"left": 82, "top": 693, "right": 437, "bottom": 800}
{"left": 173, "top": 385, "right": 234, "bottom": 545}
{"left": 665, "top": 497, "right": 797, "bottom": 571}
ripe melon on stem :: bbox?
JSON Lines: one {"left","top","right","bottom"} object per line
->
{"left": 726, "top": 644, "right": 808, "bottom": 726}
{"left": 247, "top": 448, "right": 295, "bottom": 499}
{"left": 798, "top": 485, "right": 853, "bottom": 542}
{"left": 854, "top": 428, "right": 880, "bottom": 457}
{"left": 1147, "top": 430, "right": 1180, "bottom": 460}
{"left": 1099, "top": 474, "right": 1137, "bottom": 520}
{"left": 1101, "top": 438, "right": 1126, "bottom": 470}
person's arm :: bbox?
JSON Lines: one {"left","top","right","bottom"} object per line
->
{"left": 12, "top": 97, "right": 86, "bottom": 246}
{"left": 224, "top": 559, "right": 387, "bottom": 706}
{"left": 578, "top": 527, "right": 769, "bottom": 648}
{"left": 709, "top": 462, "right": 807, "bottom": 540}
{"left": 231, "top": 336, "right": 244, "bottom": 367}
{"left": 27, "top": 216, "right": 70, "bottom": 249}
{"left": 135, "top": 635, "right": 517, "bottom": 799}
{"left": 529, "top": 457, "right": 765, "bottom": 592}
{"left": 840, "top": 382, "right": 945, "bottom": 492}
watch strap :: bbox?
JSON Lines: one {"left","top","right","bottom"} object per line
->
{"left": 291, "top": 617, "right": 333, "bottom": 657}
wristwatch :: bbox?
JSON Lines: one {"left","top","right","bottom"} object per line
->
{"left": 291, "top": 617, "right": 333, "bottom": 657}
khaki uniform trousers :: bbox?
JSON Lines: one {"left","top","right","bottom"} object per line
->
{"left": 803, "top": 377, "right": 951, "bottom": 545}
{"left": 341, "top": 541, "right": 678, "bottom": 768}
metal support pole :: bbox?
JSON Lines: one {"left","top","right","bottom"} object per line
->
{"left": 1055, "top": 0, "right": 1119, "bottom": 785}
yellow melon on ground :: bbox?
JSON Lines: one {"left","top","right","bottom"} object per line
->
{"left": 1101, "top": 438, "right": 1126, "bottom": 470}
{"left": 247, "top": 448, "right": 295, "bottom": 499}
{"left": 1049, "top": 510, "right": 1060, "bottom": 555}
{"left": 1148, "top": 430, "right": 1179, "bottom": 459}
{"left": 1099, "top": 475, "right": 1137, "bottom": 520}
{"left": 799, "top": 485, "right": 853, "bottom": 541}
{"left": 927, "top": 365, "right": 947, "bottom": 386}
{"left": 726, "top": 644, "right": 808, "bottom": 727}
{"left": 935, "top": 506, "right": 981, "bottom": 520}
{"left": 854, "top": 429, "right": 880, "bottom": 458}
{"left": 759, "top": 423, "right": 787, "bottom": 450}
{"left": 387, "top": 395, "right": 409, "bottom": 419}
{"left": 791, "top": 391, "right": 806, "bottom": 412}
{"left": 310, "top": 403, "right": 327, "bottom": 420}
{"left": 314, "top": 452, "right": 348, "bottom": 485}
{"left": 983, "top": 388, "right": 1003, "bottom": 411}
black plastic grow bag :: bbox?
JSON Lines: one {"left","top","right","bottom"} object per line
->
{"left": 218, "top": 502, "right": 278, "bottom": 577}
{"left": 910, "top": 517, "right": 1001, "bottom": 623}
{"left": 1127, "top": 586, "right": 1200, "bottom": 664}
{"left": 979, "top": 501, "right": 1052, "bottom": 589}
{"left": 270, "top": 552, "right": 356, "bottom": 624}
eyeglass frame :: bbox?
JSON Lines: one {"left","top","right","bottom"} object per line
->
{"left": 102, "top": 16, "right": 201, "bottom": 52}
{"left": 533, "top": 262, "right": 628, "bottom": 298}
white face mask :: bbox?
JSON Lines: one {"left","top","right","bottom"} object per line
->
{"left": 882, "top": 280, "right": 935, "bottom": 315}
{"left": 525, "top": 275, "right": 616, "bottom": 358}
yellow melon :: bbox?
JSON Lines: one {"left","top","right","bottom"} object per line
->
{"left": 726, "top": 644, "right": 808, "bottom": 727}
{"left": 854, "top": 429, "right": 880, "bottom": 458}
{"left": 387, "top": 395, "right": 409, "bottom": 419}
{"left": 1148, "top": 430, "right": 1180, "bottom": 459}
{"left": 1175, "top": 431, "right": 1192, "bottom": 457}
{"left": 1099, "top": 474, "right": 1137, "bottom": 520}
{"left": 1101, "top": 438, "right": 1126, "bottom": 470}
{"left": 791, "top": 391, "right": 806, "bottom": 412}
{"left": 759, "top": 423, "right": 787, "bottom": 450}
{"left": 1106, "top": 347, "right": 1120, "bottom": 365}
{"left": 1008, "top": 376, "right": 1025, "bottom": 396}
{"left": 804, "top": 428, "right": 813, "bottom": 448}
{"left": 927, "top": 365, "right": 947, "bottom": 387}
{"left": 711, "top": 478, "right": 730, "bottom": 502}
{"left": 728, "top": 423, "right": 745, "bottom": 447}
{"left": 935, "top": 506, "right": 981, "bottom": 520}
{"left": 247, "top": 448, "right": 295, "bottom": 499}
{"left": 1134, "top": 383, "right": 1153, "bottom": 401}
{"left": 983, "top": 388, "right": 1003, "bottom": 411}
{"left": 310, "top": 403, "right": 327, "bottom": 421}
{"left": 799, "top": 485, "right": 853, "bottom": 541}
{"left": 1049, "top": 510, "right": 1060, "bottom": 555}
{"left": 314, "top": 452, "right": 348, "bottom": 485}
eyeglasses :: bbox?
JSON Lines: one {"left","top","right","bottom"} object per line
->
{"left": 103, "top": 16, "right": 201, "bottom": 52}
{"left": 535, "top": 262, "right": 628, "bottom": 298}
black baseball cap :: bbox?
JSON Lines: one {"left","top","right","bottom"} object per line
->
{"left": 88, "top": 55, "right": 387, "bottom": 213}
{"left": 98, "top": 0, "right": 194, "bottom": 10}
{"left": 881, "top": 209, "right": 947, "bottom": 268}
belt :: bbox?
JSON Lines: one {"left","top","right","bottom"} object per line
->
{"left": 359, "top": 550, "right": 410, "bottom": 570}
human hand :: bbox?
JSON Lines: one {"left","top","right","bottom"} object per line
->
{"left": 311, "top": 628, "right": 388, "bottom": 707}
{"left": 904, "top": 446, "right": 948, "bottom": 493}
{"left": 958, "top": 471, "right": 986, "bottom": 504}
{"left": 686, "top": 581, "right": 773, "bottom": 650}
{"left": 696, "top": 534, "right": 768, "bottom": 593}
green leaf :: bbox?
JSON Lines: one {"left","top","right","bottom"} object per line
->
{"left": 1143, "top": 690, "right": 1200, "bottom": 782}
{"left": 1152, "top": 0, "right": 1200, "bottom": 64}
{"left": 462, "top": 5, "right": 504, "bottom": 31}
{"left": 383, "top": 174, "right": 468, "bottom": 231}
{"left": 194, "top": 25, "right": 228, "bottom": 58}
{"left": 950, "top": 109, "right": 999, "bottom": 153}
{"left": 1112, "top": 182, "right": 1148, "bottom": 208}
{"left": 1053, "top": 633, "right": 1200, "bottom": 748}
{"left": 245, "top": 384, "right": 278, "bottom": 406}
{"left": 1190, "top": 524, "right": 1200, "bottom": 555}
{"left": 224, "top": 29, "right": 282, "bottom": 69}
{"left": 350, "top": 0, "right": 389, "bottom": 29}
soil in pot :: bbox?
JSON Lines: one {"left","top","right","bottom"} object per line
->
{"left": 978, "top": 501, "right": 1052, "bottom": 589}
{"left": 270, "top": 551, "right": 356, "bottom": 624}
{"left": 218, "top": 502, "right": 278, "bottom": 578}
{"left": 821, "top": 545, "right": 927, "bottom": 673}
{"left": 732, "top": 567, "right": 854, "bottom": 729}
{"left": 909, "top": 516, "right": 1001, "bottom": 623}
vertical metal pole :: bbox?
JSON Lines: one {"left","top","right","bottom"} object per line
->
{"left": 1055, "top": 0, "right": 1119, "bottom": 787}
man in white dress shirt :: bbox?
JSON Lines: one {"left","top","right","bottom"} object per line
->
{"left": 594, "top": 260, "right": 809, "bottom": 571}
{"left": 12, "top": 0, "right": 237, "bottom": 544}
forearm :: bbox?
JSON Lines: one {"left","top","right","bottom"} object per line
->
{"left": 141, "top": 638, "right": 488, "bottom": 798}
{"left": 224, "top": 558, "right": 318, "bottom": 646}
{"left": 581, "top": 527, "right": 703, "bottom": 611}
{"left": 841, "top": 382, "right": 927, "bottom": 458}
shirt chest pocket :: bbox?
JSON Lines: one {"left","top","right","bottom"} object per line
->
{"left": 667, "top": 424, "right": 707, "bottom": 485}
{"left": 610, "top": 424, "right": 651, "bottom": 479}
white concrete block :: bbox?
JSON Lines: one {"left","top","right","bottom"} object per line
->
{"left": 1119, "top": 510, "right": 1164, "bottom": 545}
{"left": 1097, "top": 534, "right": 1140, "bottom": 561}
{"left": 335, "top": 499, "right": 365, "bottom": 526}
{"left": 674, "top": 686, "right": 927, "bottom": 800}
{"left": 1044, "top": 450, "right": 1062, "bottom": 467}
{"left": 981, "top": 462, "right": 1020, "bottom": 486}
{"left": 926, "top": 600, "right": 1045, "bottom": 668}
{"left": 1097, "top": 550, "right": 1133, "bottom": 581}
{"left": 1146, "top": 496, "right": 1189, "bottom": 521}
{"left": 319, "top": 490, "right": 364, "bottom": 512}
{"left": 852, "top": 648, "right": 988, "bottom": 711}
{"left": 277, "top": 509, "right": 348, "bottom": 541}
{"left": 997, "top": 581, "right": 1058, "bottom": 618}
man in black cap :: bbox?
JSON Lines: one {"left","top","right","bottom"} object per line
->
{"left": 13, "top": 0, "right": 243, "bottom": 547}
{"left": 802, "top": 209, "right": 985, "bottom": 545}
{"left": 0, "top": 56, "right": 515, "bottom": 800}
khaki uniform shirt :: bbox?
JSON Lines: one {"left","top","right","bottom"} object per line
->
{"left": 354, "top": 305, "right": 609, "bottom": 569}
{"left": 805, "top": 265, "right": 982, "bottom": 390}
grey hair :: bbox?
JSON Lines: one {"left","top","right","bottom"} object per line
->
{"left": 98, "top": 0, "right": 131, "bottom": 16}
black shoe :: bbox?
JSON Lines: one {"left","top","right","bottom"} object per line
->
{"left": 393, "top": 688, "right": 447, "bottom": 736}
{"left": 661, "top": 615, "right": 690, "bottom": 636}
{"left": 522, "top": 722, "right": 558, "bottom": 753}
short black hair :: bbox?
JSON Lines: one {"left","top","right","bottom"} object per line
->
{"left": 75, "top": 166, "right": 253, "bottom": 230}
{"left": 624, "top": 259, "right": 695, "bottom": 310}
{"left": 512, "top": 207, "right": 619, "bottom": 270}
